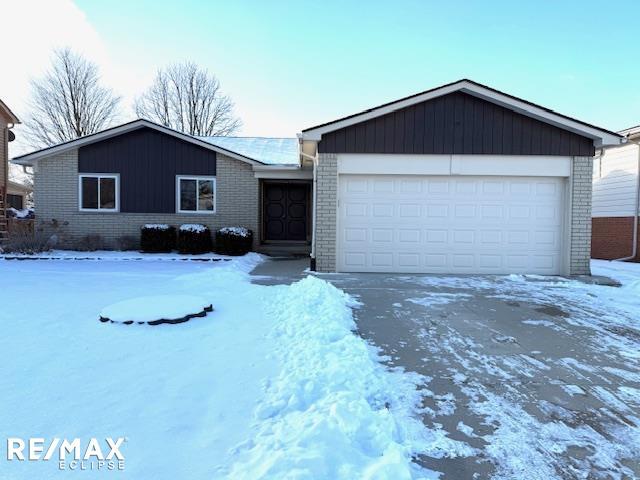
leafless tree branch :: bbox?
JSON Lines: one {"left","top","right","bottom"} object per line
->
{"left": 24, "top": 48, "right": 121, "bottom": 149}
{"left": 134, "top": 62, "right": 241, "bottom": 136}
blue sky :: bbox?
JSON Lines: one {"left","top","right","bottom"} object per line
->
{"left": 5, "top": 0, "right": 640, "bottom": 142}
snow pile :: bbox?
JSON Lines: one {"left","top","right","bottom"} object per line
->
{"left": 100, "top": 295, "right": 212, "bottom": 325}
{"left": 143, "top": 223, "right": 171, "bottom": 230}
{"left": 228, "top": 275, "right": 433, "bottom": 479}
{"left": 7, "top": 207, "right": 34, "bottom": 219}
{"left": 592, "top": 259, "right": 640, "bottom": 299}
{"left": 219, "top": 226, "right": 251, "bottom": 237}
{"left": 180, "top": 224, "right": 208, "bottom": 233}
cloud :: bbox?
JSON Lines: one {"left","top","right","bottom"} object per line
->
{"left": 4, "top": 0, "right": 108, "bottom": 158}
{"left": 3, "top": 0, "right": 140, "bottom": 158}
{"left": 3, "top": 0, "right": 109, "bottom": 118}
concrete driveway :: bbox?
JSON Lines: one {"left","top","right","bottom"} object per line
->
{"left": 252, "top": 258, "right": 640, "bottom": 479}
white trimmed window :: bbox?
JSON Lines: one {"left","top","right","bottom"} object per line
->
{"left": 176, "top": 176, "right": 216, "bottom": 214}
{"left": 79, "top": 174, "right": 119, "bottom": 212}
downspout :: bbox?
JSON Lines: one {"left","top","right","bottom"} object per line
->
{"left": 299, "top": 149, "right": 318, "bottom": 270}
{"left": 613, "top": 137, "right": 640, "bottom": 262}
{"left": 3, "top": 122, "right": 14, "bottom": 212}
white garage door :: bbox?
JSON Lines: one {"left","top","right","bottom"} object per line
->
{"left": 337, "top": 175, "right": 566, "bottom": 274}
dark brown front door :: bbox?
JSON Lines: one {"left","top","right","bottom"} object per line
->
{"left": 263, "top": 183, "right": 309, "bottom": 241}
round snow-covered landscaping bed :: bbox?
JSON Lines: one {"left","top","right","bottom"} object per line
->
{"left": 99, "top": 295, "right": 213, "bottom": 325}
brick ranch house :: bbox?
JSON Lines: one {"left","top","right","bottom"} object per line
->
{"left": 592, "top": 125, "right": 640, "bottom": 261}
{"left": 12, "top": 79, "right": 624, "bottom": 275}
{"left": 1, "top": 99, "right": 21, "bottom": 237}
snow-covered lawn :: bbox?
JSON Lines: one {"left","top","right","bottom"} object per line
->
{"left": 0, "top": 254, "right": 432, "bottom": 479}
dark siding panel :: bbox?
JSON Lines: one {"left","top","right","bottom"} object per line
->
{"left": 78, "top": 127, "right": 216, "bottom": 214}
{"left": 355, "top": 123, "right": 366, "bottom": 152}
{"left": 472, "top": 99, "right": 483, "bottom": 153}
{"left": 403, "top": 107, "right": 414, "bottom": 153}
{"left": 462, "top": 95, "right": 474, "bottom": 154}
{"left": 413, "top": 103, "right": 425, "bottom": 153}
{"left": 394, "top": 112, "right": 404, "bottom": 153}
{"left": 512, "top": 114, "right": 523, "bottom": 154}
{"left": 318, "top": 91, "right": 594, "bottom": 156}
{"left": 453, "top": 94, "right": 464, "bottom": 153}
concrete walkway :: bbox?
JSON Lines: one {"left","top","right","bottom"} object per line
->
{"left": 252, "top": 258, "right": 640, "bottom": 479}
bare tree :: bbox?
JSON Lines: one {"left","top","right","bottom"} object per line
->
{"left": 135, "top": 62, "right": 241, "bottom": 136}
{"left": 24, "top": 48, "right": 121, "bottom": 148}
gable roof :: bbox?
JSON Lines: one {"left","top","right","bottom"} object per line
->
{"left": 199, "top": 136, "right": 299, "bottom": 166}
{"left": 619, "top": 124, "right": 640, "bottom": 140}
{"left": 0, "top": 99, "right": 20, "bottom": 124}
{"left": 301, "top": 79, "right": 623, "bottom": 148}
{"left": 11, "top": 119, "right": 293, "bottom": 167}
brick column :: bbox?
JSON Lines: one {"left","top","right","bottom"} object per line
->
{"left": 569, "top": 156, "right": 593, "bottom": 275}
{"left": 315, "top": 153, "right": 337, "bottom": 272}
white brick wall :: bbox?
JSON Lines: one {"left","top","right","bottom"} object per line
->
{"left": 569, "top": 156, "right": 593, "bottom": 275}
{"left": 34, "top": 149, "right": 260, "bottom": 249}
{"left": 314, "top": 153, "right": 337, "bottom": 272}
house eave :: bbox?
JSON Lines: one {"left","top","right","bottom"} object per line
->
{"left": 252, "top": 165, "right": 312, "bottom": 179}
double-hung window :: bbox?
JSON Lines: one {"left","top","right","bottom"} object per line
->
{"left": 176, "top": 176, "right": 216, "bottom": 214}
{"left": 79, "top": 174, "right": 119, "bottom": 212}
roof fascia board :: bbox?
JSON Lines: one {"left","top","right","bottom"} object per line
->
{"left": 619, "top": 125, "right": 640, "bottom": 138}
{"left": 301, "top": 80, "right": 623, "bottom": 147}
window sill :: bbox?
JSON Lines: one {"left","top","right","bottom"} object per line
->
{"left": 176, "top": 211, "right": 217, "bottom": 215}
{"left": 78, "top": 209, "right": 120, "bottom": 213}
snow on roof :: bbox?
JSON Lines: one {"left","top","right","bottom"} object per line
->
{"left": 198, "top": 136, "right": 299, "bottom": 166}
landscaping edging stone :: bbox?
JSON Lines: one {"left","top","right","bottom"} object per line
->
{"left": 1, "top": 256, "right": 231, "bottom": 262}
{"left": 100, "top": 305, "right": 214, "bottom": 326}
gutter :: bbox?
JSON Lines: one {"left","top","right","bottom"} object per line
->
{"left": 4, "top": 122, "right": 16, "bottom": 207}
{"left": 613, "top": 136, "right": 640, "bottom": 262}
{"left": 299, "top": 148, "right": 318, "bottom": 270}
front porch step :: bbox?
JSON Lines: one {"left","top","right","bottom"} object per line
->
{"left": 256, "top": 243, "right": 311, "bottom": 258}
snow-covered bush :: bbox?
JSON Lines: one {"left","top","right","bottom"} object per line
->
{"left": 178, "top": 224, "right": 212, "bottom": 254}
{"left": 140, "top": 224, "right": 176, "bottom": 253}
{"left": 215, "top": 227, "right": 253, "bottom": 256}
{"left": 6, "top": 207, "right": 34, "bottom": 219}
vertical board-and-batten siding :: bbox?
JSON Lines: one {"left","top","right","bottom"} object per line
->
{"left": 78, "top": 127, "right": 216, "bottom": 214}
{"left": 318, "top": 92, "right": 595, "bottom": 157}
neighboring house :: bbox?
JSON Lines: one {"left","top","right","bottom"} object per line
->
{"left": 592, "top": 126, "right": 640, "bottom": 260}
{"left": 6, "top": 180, "right": 32, "bottom": 210}
{"left": 12, "top": 79, "right": 623, "bottom": 275}
{"left": 0, "top": 99, "right": 21, "bottom": 238}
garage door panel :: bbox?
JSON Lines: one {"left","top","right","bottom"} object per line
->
{"left": 338, "top": 175, "right": 565, "bottom": 274}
